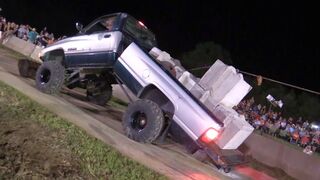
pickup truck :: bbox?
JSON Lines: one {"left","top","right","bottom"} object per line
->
{"left": 36, "top": 12, "right": 254, "bottom": 173}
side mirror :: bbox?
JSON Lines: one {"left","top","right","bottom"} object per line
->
{"left": 76, "top": 22, "right": 83, "bottom": 32}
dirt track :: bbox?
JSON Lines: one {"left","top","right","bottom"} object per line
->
{"left": 0, "top": 103, "right": 92, "bottom": 179}
{"left": 0, "top": 48, "right": 276, "bottom": 180}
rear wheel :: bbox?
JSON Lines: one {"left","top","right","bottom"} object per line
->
{"left": 87, "top": 84, "right": 112, "bottom": 106}
{"left": 122, "top": 99, "right": 165, "bottom": 143}
{"left": 18, "top": 59, "right": 30, "bottom": 77}
{"left": 35, "top": 61, "right": 65, "bottom": 94}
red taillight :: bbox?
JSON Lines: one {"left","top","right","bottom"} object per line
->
{"left": 200, "top": 128, "right": 219, "bottom": 143}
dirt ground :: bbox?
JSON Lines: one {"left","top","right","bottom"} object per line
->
{"left": 0, "top": 112, "right": 93, "bottom": 179}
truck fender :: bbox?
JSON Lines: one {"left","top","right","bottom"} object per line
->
{"left": 42, "top": 48, "right": 65, "bottom": 65}
{"left": 138, "top": 84, "right": 175, "bottom": 117}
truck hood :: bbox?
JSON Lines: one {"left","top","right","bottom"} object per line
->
{"left": 40, "top": 35, "right": 89, "bottom": 56}
{"left": 47, "top": 35, "right": 84, "bottom": 47}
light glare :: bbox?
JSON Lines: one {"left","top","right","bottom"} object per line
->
{"left": 205, "top": 129, "right": 218, "bottom": 140}
{"left": 138, "top": 21, "right": 145, "bottom": 27}
{"left": 200, "top": 128, "right": 219, "bottom": 143}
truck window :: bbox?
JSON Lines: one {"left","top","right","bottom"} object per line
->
{"left": 85, "top": 16, "right": 117, "bottom": 34}
{"left": 123, "top": 17, "right": 157, "bottom": 49}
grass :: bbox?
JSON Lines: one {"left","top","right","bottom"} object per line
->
{"left": 0, "top": 81, "right": 167, "bottom": 180}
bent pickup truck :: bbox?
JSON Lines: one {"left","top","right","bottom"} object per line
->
{"left": 34, "top": 12, "right": 254, "bottom": 173}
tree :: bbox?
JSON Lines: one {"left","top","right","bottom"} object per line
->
{"left": 297, "top": 93, "right": 320, "bottom": 120}
{"left": 280, "top": 89, "right": 297, "bottom": 116}
{"left": 180, "top": 41, "right": 232, "bottom": 77}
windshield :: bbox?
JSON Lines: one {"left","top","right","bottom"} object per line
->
{"left": 83, "top": 15, "right": 118, "bottom": 34}
{"left": 123, "top": 16, "right": 157, "bottom": 49}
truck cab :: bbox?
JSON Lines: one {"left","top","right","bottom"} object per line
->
{"left": 40, "top": 12, "right": 157, "bottom": 69}
{"left": 37, "top": 13, "right": 158, "bottom": 106}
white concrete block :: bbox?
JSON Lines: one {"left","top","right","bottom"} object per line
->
{"left": 149, "top": 47, "right": 162, "bottom": 59}
{"left": 198, "top": 59, "right": 251, "bottom": 107}
{"left": 219, "top": 77, "right": 252, "bottom": 107}
{"left": 178, "top": 71, "right": 197, "bottom": 90}
{"left": 189, "top": 83, "right": 205, "bottom": 99}
{"left": 216, "top": 114, "right": 254, "bottom": 149}
{"left": 149, "top": 47, "right": 185, "bottom": 79}
{"left": 210, "top": 72, "right": 251, "bottom": 107}
{"left": 174, "top": 65, "right": 186, "bottom": 79}
{"left": 211, "top": 104, "right": 239, "bottom": 125}
{"left": 199, "top": 59, "right": 228, "bottom": 90}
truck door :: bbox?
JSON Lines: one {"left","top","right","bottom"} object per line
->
{"left": 66, "top": 16, "right": 121, "bottom": 67}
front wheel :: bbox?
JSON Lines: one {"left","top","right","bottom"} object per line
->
{"left": 35, "top": 61, "right": 65, "bottom": 94}
{"left": 122, "top": 99, "right": 165, "bottom": 143}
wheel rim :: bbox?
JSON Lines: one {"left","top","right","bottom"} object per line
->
{"left": 40, "top": 68, "right": 51, "bottom": 84}
{"left": 130, "top": 111, "right": 147, "bottom": 131}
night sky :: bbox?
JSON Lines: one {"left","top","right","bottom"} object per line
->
{"left": 1, "top": 1, "right": 319, "bottom": 92}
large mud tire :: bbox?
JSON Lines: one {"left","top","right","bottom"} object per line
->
{"left": 123, "top": 99, "right": 165, "bottom": 143}
{"left": 35, "top": 61, "right": 65, "bottom": 94}
{"left": 18, "top": 59, "right": 31, "bottom": 77}
{"left": 87, "top": 85, "right": 112, "bottom": 106}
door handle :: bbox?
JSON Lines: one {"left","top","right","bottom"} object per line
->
{"left": 104, "top": 34, "right": 111, "bottom": 38}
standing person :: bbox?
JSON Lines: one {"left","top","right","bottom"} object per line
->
{"left": 1, "top": 22, "right": 16, "bottom": 41}
{"left": 12, "top": 23, "right": 19, "bottom": 36}
{"left": 0, "top": 17, "right": 5, "bottom": 39}
{"left": 38, "top": 32, "right": 50, "bottom": 47}
{"left": 47, "top": 33, "right": 55, "bottom": 45}
{"left": 27, "top": 28, "right": 38, "bottom": 44}
{"left": 4, "top": 21, "right": 11, "bottom": 31}
{"left": 17, "top": 24, "right": 25, "bottom": 39}
{"left": 302, "top": 120, "right": 309, "bottom": 129}
{"left": 40, "top": 27, "right": 47, "bottom": 36}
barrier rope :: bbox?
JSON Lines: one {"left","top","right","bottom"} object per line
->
{"left": 188, "top": 66, "right": 320, "bottom": 96}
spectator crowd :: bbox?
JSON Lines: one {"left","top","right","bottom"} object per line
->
{"left": 0, "top": 16, "right": 64, "bottom": 47}
{"left": 234, "top": 97, "right": 320, "bottom": 155}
